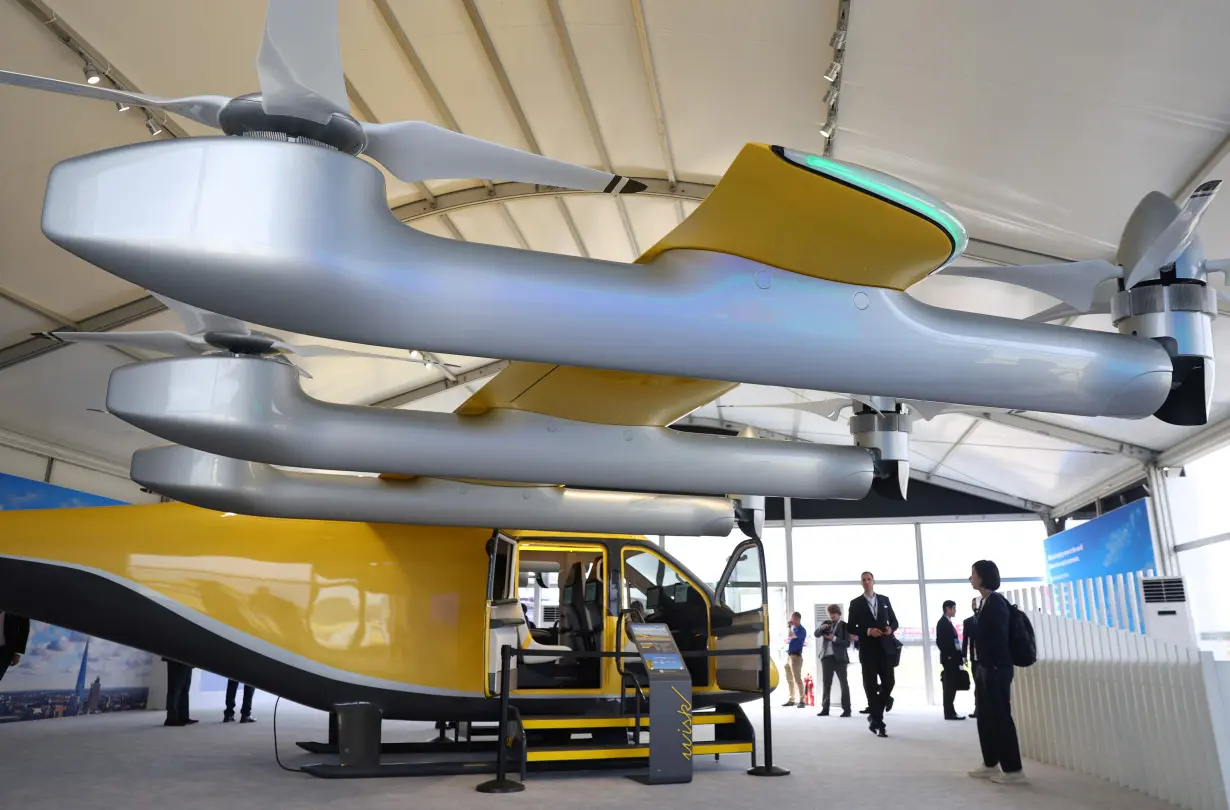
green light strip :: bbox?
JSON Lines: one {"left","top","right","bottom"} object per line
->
{"left": 781, "top": 148, "right": 968, "bottom": 263}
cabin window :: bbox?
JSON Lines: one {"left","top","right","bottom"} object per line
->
{"left": 488, "top": 534, "right": 517, "bottom": 601}
{"left": 622, "top": 548, "right": 710, "bottom": 685}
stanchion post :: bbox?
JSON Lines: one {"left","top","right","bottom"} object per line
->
{"left": 476, "top": 645, "right": 525, "bottom": 793}
{"left": 748, "top": 643, "right": 790, "bottom": 777}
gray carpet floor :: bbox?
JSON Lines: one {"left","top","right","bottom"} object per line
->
{"left": 0, "top": 692, "right": 1177, "bottom": 809}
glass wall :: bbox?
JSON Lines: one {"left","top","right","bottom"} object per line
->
{"left": 658, "top": 512, "right": 1050, "bottom": 706}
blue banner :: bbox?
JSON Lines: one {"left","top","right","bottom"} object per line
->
{"left": 1044, "top": 499, "right": 1156, "bottom": 585}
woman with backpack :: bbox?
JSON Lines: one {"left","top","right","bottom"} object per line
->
{"left": 967, "top": 559, "right": 1026, "bottom": 785}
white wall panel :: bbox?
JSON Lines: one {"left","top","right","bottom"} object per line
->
{"left": 48, "top": 461, "right": 158, "bottom": 504}
{"left": 0, "top": 443, "right": 47, "bottom": 480}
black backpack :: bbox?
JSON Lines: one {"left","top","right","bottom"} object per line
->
{"left": 1007, "top": 601, "right": 1037, "bottom": 667}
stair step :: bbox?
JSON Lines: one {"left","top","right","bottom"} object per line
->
{"left": 521, "top": 713, "right": 735, "bottom": 730}
{"left": 526, "top": 741, "right": 752, "bottom": 763}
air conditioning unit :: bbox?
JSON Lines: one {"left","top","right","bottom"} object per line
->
{"left": 1140, "top": 576, "right": 1197, "bottom": 648}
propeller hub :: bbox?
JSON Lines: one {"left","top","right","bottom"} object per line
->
{"left": 218, "top": 94, "right": 365, "bottom": 155}
{"left": 1112, "top": 282, "right": 1216, "bottom": 426}
{"left": 203, "top": 331, "right": 279, "bottom": 356}
{"left": 849, "top": 410, "right": 911, "bottom": 497}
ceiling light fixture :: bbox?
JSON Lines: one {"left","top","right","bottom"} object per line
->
{"left": 83, "top": 62, "right": 101, "bottom": 85}
{"left": 115, "top": 100, "right": 130, "bottom": 113}
{"left": 824, "top": 86, "right": 840, "bottom": 106}
{"left": 829, "top": 29, "right": 847, "bottom": 50}
{"left": 145, "top": 116, "right": 163, "bottom": 137}
{"left": 820, "top": 121, "right": 835, "bottom": 139}
{"left": 824, "top": 61, "right": 842, "bottom": 83}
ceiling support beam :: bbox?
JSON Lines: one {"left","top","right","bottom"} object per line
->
{"left": 1048, "top": 461, "right": 1147, "bottom": 520}
{"left": 367, "top": 360, "right": 508, "bottom": 409}
{"left": 13, "top": 0, "right": 188, "bottom": 138}
{"left": 925, "top": 420, "right": 979, "bottom": 479}
{"left": 970, "top": 411, "right": 1158, "bottom": 461}
{"left": 498, "top": 203, "right": 530, "bottom": 250}
{"left": 547, "top": 0, "right": 640, "bottom": 257}
{"left": 629, "top": 0, "right": 683, "bottom": 223}
{"left": 459, "top": 0, "right": 591, "bottom": 257}
{"left": 676, "top": 415, "right": 1047, "bottom": 512}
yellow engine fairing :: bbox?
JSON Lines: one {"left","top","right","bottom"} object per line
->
{"left": 638, "top": 142, "right": 958, "bottom": 290}
{"left": 0, "top": 502, "right": 492, "bottom": 695}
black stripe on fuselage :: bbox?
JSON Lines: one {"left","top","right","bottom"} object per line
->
{"left": 0, "top": 557, "right": 751, "bottom": 719}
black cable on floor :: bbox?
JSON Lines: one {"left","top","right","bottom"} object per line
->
{"left": 271, "top": 695, "right": 298, "bottom": 773}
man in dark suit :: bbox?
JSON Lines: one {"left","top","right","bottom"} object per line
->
{"left": 848, "top": 571, "right": 898, "bottom": 737}
{"left": 0, "top": 611, "right": 31, "bottom": 682}
{"left": 936, "top": 599, "right": 965, "bottom": 720}
{"left": 962, "top": 597, "right": 980, "bottom": 719}
{"left": 161, "top": 657, "right": 197, "bottom": 727}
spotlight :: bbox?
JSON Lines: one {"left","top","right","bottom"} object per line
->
{"left": 829, "top": 29, "right": 847, "bottom": 50}
{"left": 115, "top": 101, "right": 130, "bottom": 113}
{"left": 820, "top": 122, "right": 835, "bottom": 139}
{"left": 145, "top": 116, "right": 163, "bottom": 137}
{"left": 824, "top": 86, "right": 839, "bottom": 106}
{"left": 824, "top": 61, "right": 842, "bottom": 83}
{"left": 83, "top": 63, "right": 101, "bottom": 85}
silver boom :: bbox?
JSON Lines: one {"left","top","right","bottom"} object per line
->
{"left": 107, "top": 356, "right": 875, "bottom": 501}
{"left": 45, "top": 138, "right": 1174, "bottom": 419}
{"left": 131, "top": 445, "right": 738, "bottom": 537}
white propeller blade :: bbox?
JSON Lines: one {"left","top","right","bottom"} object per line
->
{"left": 275, "top": 342, "right": 453, "bottom": 366}
{"left": 148, "top": 292, "right": 248, "bottom": 336}
{"left": 942, "top": 259, "right": 1121, "bottom": 313}
{"left": 1124, "top": 181, "right": 1222, "bottom": 289}
{"left": 1025, "top": 290, "right": 1113, "bottom": 323}
{"left": 256, "top": 0, "right": 349, "bottom": 124}
{"left": 727, "top": 399, "right": 852, "bottom": 421}
{"left": 41, "top": 330, "right": 208, "bottom": 357}
{"left": 0, "top": 69, "right": 227, "bottom": 128}
{"left": 363, "top": 121, "right": 646, "bottom": 192}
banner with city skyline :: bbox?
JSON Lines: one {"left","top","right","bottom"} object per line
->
{"left": 0, "top": 473, "right": 155, "bottom": 722}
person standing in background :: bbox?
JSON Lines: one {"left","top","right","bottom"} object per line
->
{"left": 848, "top": 571, "right": 899, "bottom": 737}
{"left": 967, "top": 560, "right": 1025, "bottom": 785}
{"left": 815, "top": 603, "right": 851, "bottom": 717}
{"left": 781, "top": 611, "right": 807, "bottom": 708}
{"left": 963, "top": 596, "right": 980, "bottom": 719}
{"left": 0, "top": 611, "right": 30, "bottom": 682}
{"left": 162, "top": 657, "right": 196, "bottom": 727}
{"left": 936, "top": 599, "right": 965, "bottom": 720}
{"left": 224, "top": 679, "right": 257, "bottom": 723}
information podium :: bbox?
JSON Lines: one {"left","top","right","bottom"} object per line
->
{"left": 627, "top": 623, "right": 693, "bottom": 785}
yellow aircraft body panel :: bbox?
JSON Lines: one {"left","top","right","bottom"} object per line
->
{"left": 638, "top": 142, "right": 958, "bottom": 290}
{"left": 0, "top": 502, "right": 492, "bottom": 696}
{"left": 457, "top": 361, "right": 736, "bottom": 427}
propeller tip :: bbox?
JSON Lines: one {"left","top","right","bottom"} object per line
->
{"left": 620, "top": 179, "right": 648, "bottom": 194}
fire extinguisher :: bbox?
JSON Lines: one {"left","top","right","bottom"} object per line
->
{"left": 803, "top": 674, "right": 815, "bottom": 706}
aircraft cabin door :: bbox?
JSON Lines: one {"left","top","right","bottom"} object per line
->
{"left": 485, "top": 532, "right": 521, "bottom": 696}
{"left": 711, "top": 539, "right": 769, "bottom": 692}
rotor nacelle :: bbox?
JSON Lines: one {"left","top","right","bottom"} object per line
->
{"left": 849, "top": 399, "right": 912, "bottom": 501}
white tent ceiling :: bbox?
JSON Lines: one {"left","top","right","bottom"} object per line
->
{"left": 2, "top": 0, "right": 1230, "bottom": 517}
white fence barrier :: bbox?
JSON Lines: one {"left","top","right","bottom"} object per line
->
{"left": 1001, "top": 579, "right": 1230, "bottom": 810}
